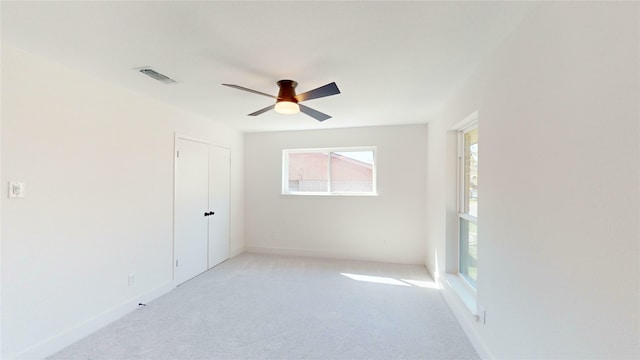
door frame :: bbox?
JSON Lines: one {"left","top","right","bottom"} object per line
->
{"left": 173, "top": 133, "right": 232, "bottom": 283}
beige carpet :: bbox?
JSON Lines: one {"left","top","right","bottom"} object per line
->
{"left": 49, "top": 253, "right": 479, "bottom": 359}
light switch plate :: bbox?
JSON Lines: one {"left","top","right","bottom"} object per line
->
{"left": 9, "top": 182, "right": 25, "bottom": 198}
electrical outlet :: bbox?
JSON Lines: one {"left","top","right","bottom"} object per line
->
{"left": 128, "top": 274, "right": 135, "bottom": 287}
{"left": 9, "top": 182, "right": 25, "bottom": 198}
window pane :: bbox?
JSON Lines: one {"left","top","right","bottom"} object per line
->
{"left": 460, "top": 218, "right": 477, "bottom": 287}
{"left": 288, "top": 152, "right": 328, "bottom": 192}
{"left": 283, "top": 148, "right": 376, "bottom": 195}
{"left": 330, "top": 151, "right": 374, "bottom": 192}
{"left": 464, "top": 128, "right": 478, "bottom": 217}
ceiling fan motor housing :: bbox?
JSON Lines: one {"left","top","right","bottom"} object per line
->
{"left": 277, "top": 80, "right": 298, "bottom": 103}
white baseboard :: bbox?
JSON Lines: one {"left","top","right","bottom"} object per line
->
{"left": 245, "top": 245, "right": 421, "bottom": 265}
{"left": 246, "top": 244, "right": 347, "bottom": 260}
{"left": 10, "top": 281, "right": 175, "bottom": 360}
{"left": 438, "top": 277, "right": 494, "bottom": 360}
{"left": 230, "top": 244, "right": 246, "bottom": 258}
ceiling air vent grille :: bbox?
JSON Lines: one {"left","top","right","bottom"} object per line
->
{"left": 138, "top": 68, "right": 177, "bottom": 84}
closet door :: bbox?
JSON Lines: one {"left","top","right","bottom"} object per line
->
{"left": 174, "top": 138, "right": 209, "bottom": 285}
{"left": 208, "top": 145, "right": 231, "bottom": 268}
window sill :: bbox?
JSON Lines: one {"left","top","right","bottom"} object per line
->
{"left": 280, "top": 192, "right": 378, "bottom": 197}
{"left": 442, "top": 273, "right": 477, "bottom": 316}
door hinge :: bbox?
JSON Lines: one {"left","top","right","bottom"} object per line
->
{"left": 176, "top": 150, "right": 180, "bottom": 158}
{"left": 176, "top": 259, "right": 179, "bottom": 267}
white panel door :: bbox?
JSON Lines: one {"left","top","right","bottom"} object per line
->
{"left": 175, "top": 138, "right": 209, "bottom": 285}
{"left": 208, "top": 145, "right": 231, "bottom": 268}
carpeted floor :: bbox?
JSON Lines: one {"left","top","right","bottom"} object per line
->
{"left": 49, "top": 253, "right": 479, "bottom": 359}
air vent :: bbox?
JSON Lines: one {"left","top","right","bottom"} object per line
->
{"left": 138, "top": 68, "right": 177, "bottom": 84}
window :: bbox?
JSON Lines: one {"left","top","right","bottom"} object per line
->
{"left": 459, "top": 124, "right": 478, "bottom": 288}
{"left": 283, "top": 147, "right": 376, "bottom": 195}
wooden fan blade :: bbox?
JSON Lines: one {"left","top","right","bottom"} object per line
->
{"left": 295, "top": 82, "right": 340, "bottom": 102}
{"left": 299, "top": 104, "right": 331, "bottom": 122}
{"left": 222, "top": 84, "right": 278, "bottom": 99}
{"left": 248, "top": 104, "right": 275, "bottom": 116}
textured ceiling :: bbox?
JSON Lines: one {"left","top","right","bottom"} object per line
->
{"left": 2, "top": 1, "right": 536, "bottom": 132}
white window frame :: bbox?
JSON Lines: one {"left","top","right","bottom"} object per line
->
{"left": 457, "top": 121, "right": 478, "bottom": 289}
{"left": 282, "top": 146, "right": 377, "bottom": 196}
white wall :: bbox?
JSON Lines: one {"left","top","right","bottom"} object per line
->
{"left": 245, "top": 125, "right": 427, "bottom": 264}
{"left": 426, "top": 2, "right": 640, "bottom": 358}
{"left": 1, "top": 45, "right": 244, "bottom": 359}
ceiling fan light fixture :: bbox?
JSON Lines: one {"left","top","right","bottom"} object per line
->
{"left": 274, "top": 101, "right": 300, "bottom": 115}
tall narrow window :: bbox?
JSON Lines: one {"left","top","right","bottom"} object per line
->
{"left": 283, "top": 147, "right": 376, "bottom": 195}
{"left": 459, "top": 125, "right": 478, "bottom": 287}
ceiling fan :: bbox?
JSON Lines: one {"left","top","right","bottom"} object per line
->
{"left": 222, "top": 80, "right": 340, "bottom": 122}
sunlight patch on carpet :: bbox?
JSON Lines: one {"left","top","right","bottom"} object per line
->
{"left": 340, "top": 273, "right": 409, "bottom": 286}
{"left": 401, "top": 279, "right": 440, "bottom": 289}
{"left": 341, "top": 272, "right": 439, "bottom": 289}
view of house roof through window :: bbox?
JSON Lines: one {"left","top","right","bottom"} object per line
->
{"left": 283, "top": 148, "right": 377, "bottom": 195}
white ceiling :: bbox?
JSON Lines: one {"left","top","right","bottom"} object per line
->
{"left": 2, "top": 1, "right": 535, "bottom": 133}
